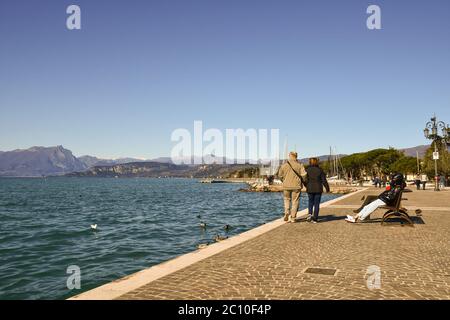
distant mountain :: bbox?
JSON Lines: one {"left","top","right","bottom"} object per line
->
{"left": 399, "top": 145, "right": 429, "bottom": 158}
{"left": 148, "top": 157, "right": 173, "bottom": 164}
{"left": 0, "top": 146, "right": 86, "bottom": 177}
{"left": 0, "top": 144, "right": 436, "bottom": 177}
{"left": 67, "top": 161, "right": 190, "bottom": 178}
{"left": 161, "top": 154, "right": 267, "bottom": 165}
{"left": 67, "top": 162, "right": 259, "bottom": 178}
{"left": 79, "top": 155, "right": 230, "bottom": 166}
{"left": 78, "top": 155, "right": 148, "bottom": 168}
{"left": 298, "top": 154, "right": 346, "bottom": 164}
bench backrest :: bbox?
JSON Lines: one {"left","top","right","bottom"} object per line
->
{"left": 393, "top": 189, "right": 404, "bottom": 210}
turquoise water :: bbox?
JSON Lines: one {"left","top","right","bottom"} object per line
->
{"left": 0, "top": 177, "right": 339, "bottom": 300}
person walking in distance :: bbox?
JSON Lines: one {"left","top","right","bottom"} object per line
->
{"left": 305, "top": 158, "right": 330, "bottom": 223}
{"left": 414, "top": 174, "right": 421, "bottom": 190}
{"left": 421, "top": 173, "right": 428, "bottom": 190}
{"left": 439, "top": 174, "right": 446, "bottom": 189}
{"left": 277, "top": 151, "right": 307, "bottom": 223}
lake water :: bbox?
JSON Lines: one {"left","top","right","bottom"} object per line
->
{"left": 0, "top": 178, "right": 339, "bottom": 300}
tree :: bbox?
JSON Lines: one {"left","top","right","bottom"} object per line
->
{"left": 422, "top": 141, "right": 450, "bottom": 177}
{"left": 322, "top": 148, "right": 420, "bottom": 179}
{"left": 389, "top": 156, "right": 418, "bottom": 175}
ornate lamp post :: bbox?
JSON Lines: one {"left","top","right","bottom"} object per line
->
{"left": 423, "top": 116, "right": 450, "bottom": 191}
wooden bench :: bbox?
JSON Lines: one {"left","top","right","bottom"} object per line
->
{"left": 380, "top": 189, "right": 414, "bottom": 227}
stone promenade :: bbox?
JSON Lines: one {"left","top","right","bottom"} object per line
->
{"left": 75, "top": 188, "right": 450, "bottom": 300}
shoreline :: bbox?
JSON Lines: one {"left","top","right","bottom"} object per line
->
{"left": 68, "top": 188, "right": 365, "bottom": 300}
{"left": 239, "top": 182, "right": 360, "bottom": 194}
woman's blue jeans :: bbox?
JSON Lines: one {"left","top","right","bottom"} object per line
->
{"left": 308, "top": 193, "right": 322, "bottom": 221}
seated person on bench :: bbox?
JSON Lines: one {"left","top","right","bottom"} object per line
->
{"left": 345, "top": 173, "right": 406, "bottom": 223}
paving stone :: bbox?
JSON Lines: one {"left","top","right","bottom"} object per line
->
{"left": 117, "top": 188, "right": 450, "bottom": 300}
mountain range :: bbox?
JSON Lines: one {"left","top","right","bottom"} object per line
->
{"left": 0, "top": 146, "right": 151, "bottom": 177}
{"left": 0, "top": 144, "right": 431, "bottom": 177}
{"left": 77, "top": 155, "right": 148, "bottom": 168}
{"left": 0, "top": 146, "right": 85, "bottom": 177}
{"left": 398, "top": 145, "right": 429, "bottom": 158}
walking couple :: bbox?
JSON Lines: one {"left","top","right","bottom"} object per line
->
{"left": 278, "top": 151, "right": 330, "bottom": 223}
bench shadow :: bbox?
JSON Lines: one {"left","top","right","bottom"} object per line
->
{"left": 317, "top": 215, "right": 347, "bottom": 222}
{"left": 387, "top": 216, "right": 425, "bottom": 225}
{"left": 311, "top": 214, "right": 425, "bottom": 225}
{"left": 412, "top": 216, "right": 425, "bottom": 224}
{"left": 356, "top": 215, "right": 425, "bottom": 225}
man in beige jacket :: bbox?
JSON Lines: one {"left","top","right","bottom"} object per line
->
{"left": 277, "top": 151, "right": 307, "bottom": 223}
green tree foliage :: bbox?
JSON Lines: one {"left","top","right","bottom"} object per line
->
{"left": 422, "top": 141, "right": 450, "bottom": 177}
{"left": 229, "top": 166, "right": 259, "bottom": 178}
{"left": 390, "top": 156, "right": 418, "bottom": 175}
{"left": 322, "top": 148, "right": 421, "bottom": 179}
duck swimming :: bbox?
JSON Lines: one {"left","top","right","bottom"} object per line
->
{"left": 214, "top": 235, "right": 228, "bottom": 242}
{"left": 197, "top": 243, "right": 209, "bottom": 249}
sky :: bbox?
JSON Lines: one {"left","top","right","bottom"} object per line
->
{"left": 1, "top": 0, "right": 450, "bottom": 159}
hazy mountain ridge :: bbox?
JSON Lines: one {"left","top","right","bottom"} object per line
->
{"left": 66, "top": 161, "right": 257, "bottom": 178}
{"left": 0, "top": 144, "right": 434, "bottom": 177}
{"left": 66, "top": 161, "right": 190, "bottom": 178}
{"left": 0, "top": 146, "right": 86, "bottom": 177}
{"left": 399, "top": 145, "right": 429, "bottom": 158}
{"left": 77, "top": 155, "right": 148, "bottom": 168}
{"left": 298, "top": 154, "right": 346, "bottom": 164}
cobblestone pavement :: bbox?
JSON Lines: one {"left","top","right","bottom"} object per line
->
{"left": 117, "top": 188, "right": 450, "bottom": 300}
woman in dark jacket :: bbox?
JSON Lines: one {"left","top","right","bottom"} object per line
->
{"left": 305, "top": 158, "right": 330, "bottom": 223}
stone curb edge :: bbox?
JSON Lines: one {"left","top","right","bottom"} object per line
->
{"left": 68, "top": 188, "right": 367, "bottom": 300}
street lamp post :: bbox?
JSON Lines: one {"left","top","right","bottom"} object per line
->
{"left": 423, "top": 115, "right": 450, "bottom": 191}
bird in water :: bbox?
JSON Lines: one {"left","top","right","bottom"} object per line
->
{"left": 224, "top": 224, "right": 232, "bottom": 231}
{"left": 214, "top": 235, "right": 228, "bottom": 242}
{"left": 90, "top": 224, "right": 98, "bottom": 231}
{"left": 196, "top": 214, "right": 201, "bottom": 219}
{"left": 199, "top": 222, "right": 207, "bottom": 228}
{"left": 197, "top": 243, "right": 209, "bottom": 249}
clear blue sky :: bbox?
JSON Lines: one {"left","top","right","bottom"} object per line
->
{"left": 1, "top": 0, "right": 449, "bottom": 159}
